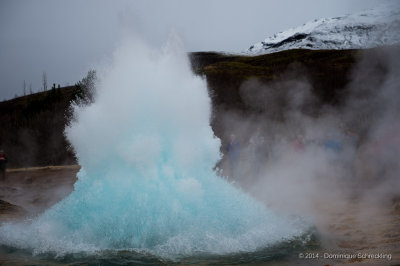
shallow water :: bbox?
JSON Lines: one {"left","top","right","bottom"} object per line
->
{"left": 0, "top": 230, "right": 319, "bottom": 265}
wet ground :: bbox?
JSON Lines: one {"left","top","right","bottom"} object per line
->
{"left": 0, "top": 166, "right": 399, "bottom": 265}
{"left": 0, "top": 166, "right": 78, "bottom": 221}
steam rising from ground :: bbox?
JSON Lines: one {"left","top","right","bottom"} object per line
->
{"left": 220, "top": 46, "right": 400, "bottom": 232}
{"left": 0, "top": 36, "right": 307, "bottom": 259}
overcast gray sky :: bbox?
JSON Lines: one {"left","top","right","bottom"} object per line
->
{"left": 0, "top": 0, "right": 387, "bottom": 100}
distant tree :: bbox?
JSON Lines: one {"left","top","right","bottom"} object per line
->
{"left": 75, "top": 69, "right": 97, "bottom": 104}
{"left": 29, "top": 83, "right": 33, "bottom": 94}
{"left": 23, "top": 80, "right": 26, "bottom": 96}
{"left": 42, "top": 72, "right": 47, "bottom": 91}
{"left": 57, "top": 84, "right": 61, "bottom": 89}
{"left": 52, "top": 83, "right": 56, "bottom": 90}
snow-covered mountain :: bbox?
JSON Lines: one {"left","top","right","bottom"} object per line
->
{"left": 246, "top": 4, "right": 400, "bottom": 55}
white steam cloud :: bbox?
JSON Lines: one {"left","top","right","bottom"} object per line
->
{"left": 218, "top": 46, "right": 400, "bottom": 250}
{"left": 0, "top": 34, "right": 308, "bottom": 260}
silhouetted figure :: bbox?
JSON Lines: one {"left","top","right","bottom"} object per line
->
{"left": 271, "top": 134, "right": 287, "bottom": 160}
{"left": 248, "top": 129, "right": 266, "bottom": 179}
{"left": 0, "top": 150, "right": 8, "bottom": 181}
{"left": 226, "top": 134, "right": 241, "bottom": 180}
{"left": 249, "top": 129, "right": 266, "bottom": 158}
{"left": 323, "top": 133, "right": 343, "bottom": 153}
{"left": 292, "top": 134, "right": 305, "bottom": 151}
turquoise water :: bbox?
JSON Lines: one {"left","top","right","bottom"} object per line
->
{"left": 0, "top": 36, "right": 309, "bottom": 262}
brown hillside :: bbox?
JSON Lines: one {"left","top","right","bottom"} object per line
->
{"left": 0, "top": 48, "right": 388, "bottom": 167}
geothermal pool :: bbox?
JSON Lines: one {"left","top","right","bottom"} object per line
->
{"left": 0, "top": 234, "right": 318, "bottom": 265}
{"left": 0, "top": 37, "right": 310, "bottom": 263}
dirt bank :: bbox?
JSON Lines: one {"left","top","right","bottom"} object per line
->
{"left": 0, "top": 165, "right": 79, "bottom": 221}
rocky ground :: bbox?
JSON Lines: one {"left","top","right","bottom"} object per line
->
{"left": 313, "top": 198, "right": 400, "bottom": 265}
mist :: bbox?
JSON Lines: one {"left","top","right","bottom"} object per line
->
{"left": 0, "top": 34, "right": 308, "bottom": 259}
{"left": 218, "top": 46, "right": 400, "bottom": 244}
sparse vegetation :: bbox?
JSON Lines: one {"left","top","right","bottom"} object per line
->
{"left": 0, "top": 48, "right": 387, "bottom": 167}
{"left": 42, "top": 71, "right": 47, "bottom": 92}
{"left": 0, "top": 71, "right": 97, "bottom": 167}
{"left": 74, "top": 69, "right": 97, "bottom": 105}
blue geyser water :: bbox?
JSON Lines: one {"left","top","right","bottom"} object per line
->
{"left": 0, "top": 37, "right": 306, "bottom": 259}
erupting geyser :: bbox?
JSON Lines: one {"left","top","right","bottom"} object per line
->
{"left": 0, "top": 36, "right": 305, "bottom": 259}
